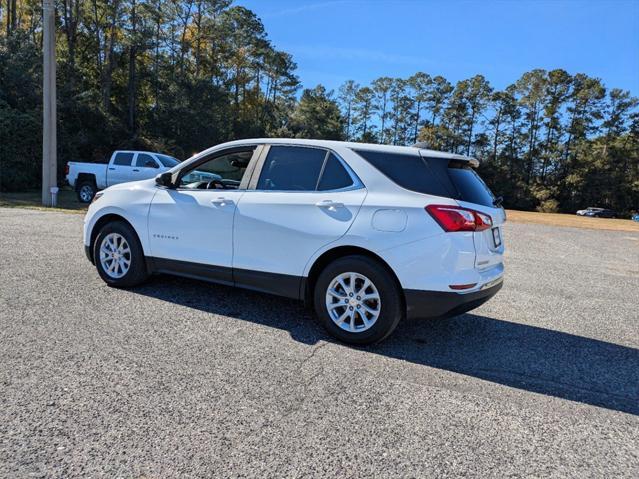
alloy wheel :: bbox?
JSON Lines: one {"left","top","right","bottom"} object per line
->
{"left": 99, "top": 233, "right": 131, "bottom": 279}
{"left": 325, "top": 272, "right": 381, "bottom": 333}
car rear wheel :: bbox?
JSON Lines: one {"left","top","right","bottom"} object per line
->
{"left": 314, "top": 255, "right": 403, "bottom": 344}
{"left": 77, "top": 181, "right": 96, "bottom": 203}
{"left": 93, "top": 221, "right": 149, "bottom": 288}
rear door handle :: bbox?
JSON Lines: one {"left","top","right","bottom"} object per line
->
{"left": 132, "top": 169, "right": 139, "bottom": 172}
{"left": 315, "top": 200, "right": 344, "bottom": 211}
{"left": 108, "top": 167, "right": 115, "bottom": 170}
{"left": 211, "top": 197, "right": 233, "bottom": 206}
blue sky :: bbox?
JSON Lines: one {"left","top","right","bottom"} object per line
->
{"left": 237, "top": 0, "right": 639, "bottom": 95}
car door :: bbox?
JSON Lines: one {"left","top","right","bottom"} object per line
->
{"left": 107, "top": 152, "right": 136, "bottom": 186}
{"left": 233, "top": 145, "right": 367, "bottom": 297}
{"left": 134, "top": 152, "right": 162, "bottom": 180}
{"left": 147, "top": 146, "right": 260, "bottom": 284}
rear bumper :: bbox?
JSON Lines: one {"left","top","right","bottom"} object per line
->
{"left": 404, "top": 280, "right": 503, "bottom": 320}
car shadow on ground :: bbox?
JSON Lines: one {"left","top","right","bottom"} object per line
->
{"left": 133, "top": 275, "right": 639, "bottom": 416}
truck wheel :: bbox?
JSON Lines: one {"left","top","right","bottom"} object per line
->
{"left": 77, "top": 181, "right": 96, "bottom": 203}
{"left": 93, "top": 221, "right": 149, "bottom": 288}
{"left": 313, "top": 255, "right": 404, "bottom": 345}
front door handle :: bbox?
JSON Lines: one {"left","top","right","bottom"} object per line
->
{"left": 211, "top": 197, "right": 233, "bottom": 206}
{"left": 132, "top": 169, "right": 139, "bottom": 172}
{"left": 315, "top": 200, "right": 344, "bottom": 211}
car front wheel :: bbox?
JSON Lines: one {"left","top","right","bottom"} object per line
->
{"left": 314, "top": 255, "right": 403, "bottom": 345}
{"left": 93, "top": 221, "right": 149, "bottom": 288}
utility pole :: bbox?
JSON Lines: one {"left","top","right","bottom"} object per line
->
{"left": 42, "top": 0, "right": 57, "bottom": 206}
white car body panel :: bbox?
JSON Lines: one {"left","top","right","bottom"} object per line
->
{"left": 233, "top": 188, "right": 367, "bottom": 276}
{"left": 147, "top": 187, "right": 245, "bottom": 269}
{"left": 83, "top": 179, "right": 157, "bottom": 254}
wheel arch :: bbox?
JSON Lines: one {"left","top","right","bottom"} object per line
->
{"left": 88, "top": 213, "right": 140, "bottom": 264}
{"left": 303, "top": 245, "right": 405, "bottom": 308}
{"left": 76, "top": 173, "right": 97, "bottom": 189}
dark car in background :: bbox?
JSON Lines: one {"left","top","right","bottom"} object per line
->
{"left": 576, "top": 207, "right": 617, "bottom": 218}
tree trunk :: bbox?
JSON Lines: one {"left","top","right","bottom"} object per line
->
{"left": 413, "top": 100, "right": 421, "bottom": 144}
{"left": 466, "top": 109, "right": 476, "bottom": 156}
{"left": 195, "top": 1, "right": 202, "bottom": 77}
{"left": 491, "top": 106, "right": 503, "bottom": 162}
{"left": 127, "top": 0, "right": 137, "bottom": 132}
{"left": 102, "top": 1, "right": 119, "bottom": 113}
{"left": 62, "top": 0, "right": 80, "bottom": 86}
{"left": 91, "top": 0, "right": 103, "bottom": 77}
{"left": 10, "top": 0, "right": 17, "bottom": 32}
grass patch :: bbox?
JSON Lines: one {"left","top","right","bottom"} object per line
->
{"left": 0, "top": 189, "right": 87, "bottom": 214}
{"left": 506, "top": 209, "right": 639, "bottom": 233}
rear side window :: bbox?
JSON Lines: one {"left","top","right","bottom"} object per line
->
{"left": 257, "top": 146, "right": 327, "bottom": 191}
{"left": 353, "top": 150, "right": 452, "bottom": 198}
{"left": 112, "top": 152, "right": 134, "bottom": 166}
{"left": 318, "top": 154, "right": 353, "bottom": 191}
{"left": 136, "top": 153, "right": 158, "bottom": 168}
{"left": 353, "top": 149, "right": 496, "bottom": 207}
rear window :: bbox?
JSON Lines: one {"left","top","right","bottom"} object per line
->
{"left": 353, "top": 149, "right": 496, "bottom": 207}
{"left": 446, "top": 165, "right": 495, "bottom": 207}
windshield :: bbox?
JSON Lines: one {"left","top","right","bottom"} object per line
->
{"left": 156, "top": 154, "right": 180, "bottom": 167}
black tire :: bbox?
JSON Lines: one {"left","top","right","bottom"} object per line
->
{"left": 93, "top": 221, "right": 149, "bottom": 288}
{"left": 313, "top": 255, "right": 404, "bottom": 345}
{"left": 77, "top": 181, "right": 96, "bottom": 203}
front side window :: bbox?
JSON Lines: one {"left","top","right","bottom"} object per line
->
{"left": 136, "top": 153, "right": 158, "bottom": 169}
{"left": 113, "top": 152, "right": 134, "bottom": 166}
{"left": 178, "top": 149, "right": 254, "bottom": 190}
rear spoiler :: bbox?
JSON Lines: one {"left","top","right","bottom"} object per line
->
{"left": 411, "top": 142, "right": 480, "bottom": 168}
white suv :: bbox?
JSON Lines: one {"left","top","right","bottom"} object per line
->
{"left": 84, "top": 139, "right": 505, "bottom": 344}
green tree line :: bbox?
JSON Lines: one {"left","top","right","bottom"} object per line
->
{"left": 336, "top": 72, "right": 639, "bottom": 214}
{"left": 1, "top": 1, "right": 637, "bottom": 215}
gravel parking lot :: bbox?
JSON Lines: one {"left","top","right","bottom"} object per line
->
{"left": 1, "top": 207, "right": 638, "bottom": 477}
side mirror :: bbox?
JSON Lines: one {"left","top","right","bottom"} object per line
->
{"left": 156, "top": 172, "right": 175, "bottom": 188}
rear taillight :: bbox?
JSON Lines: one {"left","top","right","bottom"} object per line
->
{"left": 64, "top": 163, "right": 69, "bottom": 175}
{"left": 425, "top": 204, "right": 493, "bottom": 232}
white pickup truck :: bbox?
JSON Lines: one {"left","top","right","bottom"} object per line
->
{"left": 66, "top": 150, "right": 180, "bottom": 202}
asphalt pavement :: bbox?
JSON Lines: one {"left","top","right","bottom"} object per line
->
{"left": 1, "top": 207, "right": 638, "bottom": 477}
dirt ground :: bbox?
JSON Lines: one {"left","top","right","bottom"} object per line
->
{"left": 506, "top": 210, "right": 639, "bottom": 233}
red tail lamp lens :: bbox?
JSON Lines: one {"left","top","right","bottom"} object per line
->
{"left": 425, "top": 205, "right": 493, "bottom": 233}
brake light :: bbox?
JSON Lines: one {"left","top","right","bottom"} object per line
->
{"left": 474, "top": 211, "right": 493, "bottom": 231}
{"left": 425, "top": 204, "right": 493, "bottom": 232}
{"left": 65, "top": 163, "right": 69, "bottom": 175}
